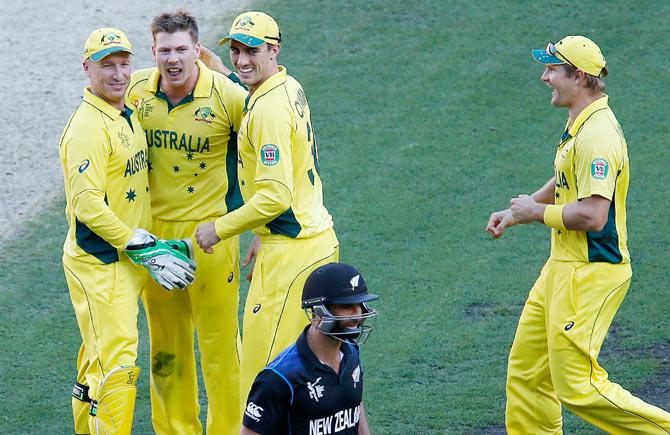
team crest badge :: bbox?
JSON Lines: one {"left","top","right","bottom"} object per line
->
{"left": 591, "top": 158, "right": 608, "bottom": 180}
{"left": 261, "top": 144, "right": 279, "bottom": 166}
{"left": 100, "top": 32, "right": 122, "bottom": 46}
{"left": 236, "top": 16, "right": 256, "bottom": 29}
{"left": 194, "top": 107, "right": 216, "bottom": 123}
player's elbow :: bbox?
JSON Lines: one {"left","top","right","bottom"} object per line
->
{"left": 582, "top": 210, "right": 608, "bottom": 232}
{"left": 255, "top": 182, "right": 293, "bottom": 218}
{"left": 265, "top": 193, "right": 292, "bottom": 218}
{"left": 72, "top": 193, "right": 106, "bottom": 224}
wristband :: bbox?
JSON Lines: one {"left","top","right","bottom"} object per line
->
{"left": 543, "top": 204, "right": 567, "bottom": 231}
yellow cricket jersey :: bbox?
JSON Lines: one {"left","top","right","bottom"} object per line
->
{"left": 552, "top": 95, "right": 630, "bottom": 264}
{"left": 127, "top": 60, "right": 247, "bottom": 221}
{"left": 59, "top": 88, "right": 152, "bottom": 264}
{"left": 215, "top": 66, "right": 334, "bottom": 240}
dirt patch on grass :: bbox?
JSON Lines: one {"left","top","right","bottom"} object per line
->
{"left": 632, "top": 341, "right": 670, "bottom": 410}
{"left": 0, "top": 0, "right": 249, "bottom": 246}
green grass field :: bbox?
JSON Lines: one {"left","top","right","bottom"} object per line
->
{"left": 1, "top": 1, "right": 669, "bottom": 433}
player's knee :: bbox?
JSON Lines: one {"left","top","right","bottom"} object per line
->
{"left": 552, "top": 376, "right": 594, "bottom": 409}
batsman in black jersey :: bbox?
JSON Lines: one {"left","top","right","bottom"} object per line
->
{"left": 241, "top": 263, "right": 379, "bottom": 435}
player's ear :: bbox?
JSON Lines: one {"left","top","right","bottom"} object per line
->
{"left": 151, "top": 44, "right": 157, "bottom": 62}
{"left": 194, "top": 42, "right": 201, "bottom": 60}
{"left": 82, "top": 60, "right": 91, "bottom": 78}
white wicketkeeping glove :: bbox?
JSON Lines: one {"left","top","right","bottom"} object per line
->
{"left": 125, "top": 229, "right": 196, "bottom": 291}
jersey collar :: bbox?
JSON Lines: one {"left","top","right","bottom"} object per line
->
{"left": 246, "top": 65, "right": 287, "bottom": 111}
{"left": 296, "top": 325, "right": 353, "bottom": 372}
{"left": 565, "top": 95, "right": 609, "bottom": 138}
{"left": 83, "top": 87, "right": 126, "bottom": 119}
{"left": 144, "top": 59, "right": 214, "bottom": 98}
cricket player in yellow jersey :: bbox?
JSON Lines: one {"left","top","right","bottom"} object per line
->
{"left": 487, "top": 36, "right": 670, "bottom": 434}
{"left": 196, "top": 11, "right": 340, "bottom": 405}
{"left": 126, "top": 11, "right": 247, "bottom": 435}
{"left": 61, "top": 28, "right": 195, "bottom": 435}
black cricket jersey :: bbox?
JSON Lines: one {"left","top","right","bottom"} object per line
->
{"left": 243, "top": 326, "right": 364, "bottom": 435}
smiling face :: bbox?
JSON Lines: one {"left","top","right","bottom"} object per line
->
{"left": 229, "top": 39, "right": 279, "bottom": 94}
{"left": 541, "top": 64, "right": 579, "bottom": 108}
{"left": 152, "top": 30, "right": 200, "bottom": 92}
{"left": 83, "top": 51, "right": 131, "bottom": 111}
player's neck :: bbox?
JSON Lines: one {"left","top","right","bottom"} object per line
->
{"left": 160, "top": 65, "right": 200, "bottom": 105}
{"left": 89, "top": 88, "right": 125, "bottom": 112}
{"left": 247, "top": 65, "right": 279, "bottom": 96}
{"left": 307, "top": 326, "right": 342, "bottom": 374}
{"left": 567, "top": 91, "right": 604, "bottom": 126}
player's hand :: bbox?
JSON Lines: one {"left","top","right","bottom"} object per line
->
{"left": 486, "top": 209, "right": 519, "bottom": 238}
{"left": 242, "top": 236, "right": 261, "bottom": 281}
{"left": 510, "top": 194, "right": 543, "bottom": 224}
{"left": 195, "top": 222, "right": 221, "bottom": 254}
{"left": 125, "top": 229, "right": 196, "bottom": 290}
{"left": 199, "top": 45, "right": 232, "bottom": 75}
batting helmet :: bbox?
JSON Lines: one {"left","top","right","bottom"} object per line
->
{"left": 301, "top": 263, "right": 379, "bottom": 344}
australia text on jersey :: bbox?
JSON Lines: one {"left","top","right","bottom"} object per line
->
{"left": 144, "top": 129, "right": 211, "bottom": 153}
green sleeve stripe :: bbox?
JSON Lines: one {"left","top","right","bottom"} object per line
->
{"left": 587, "top": 199, "right": 622, "bottom": 263}
{"left": 266, "top": 207, "right": 301, "bottom": 238}
{"left": 75, "top": 218, "right": 119, "bottom": 264}
{"left": 224, "top": 128, "right": 243, "bottom": 212}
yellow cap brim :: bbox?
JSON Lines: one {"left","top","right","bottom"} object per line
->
{"left": 89, "top": 46, "right": 132, "bottom": 62}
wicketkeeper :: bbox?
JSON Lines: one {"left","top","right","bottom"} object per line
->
{"left": 59, "top": 28, "right": 195, "bottom": 434}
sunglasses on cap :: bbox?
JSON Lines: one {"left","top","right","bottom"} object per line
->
{"left": 546, "top": 42, "right": 579, "bottom": 70}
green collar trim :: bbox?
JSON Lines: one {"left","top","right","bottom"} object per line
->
{"left": 155, "top": 88, "right": 194, "bottom": 112}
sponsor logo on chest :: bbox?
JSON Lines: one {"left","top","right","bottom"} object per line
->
{"left": 244, "top": 401, "right": 264, "bottom": 422}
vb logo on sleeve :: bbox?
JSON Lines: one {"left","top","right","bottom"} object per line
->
{"left": 261, "top": 144, "right": 279, "bottom": 166}
{"left": 591, "top": 158, "right": 609, "bottom": 180}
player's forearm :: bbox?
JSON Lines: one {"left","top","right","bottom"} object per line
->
{"left": 531, "top": 178, "right": 556, "bottom": 204}
{"left": 358, "top": 403, "right": 371, "bottom": 435}
{"left": 214, "top": 184, "right": 291, "bottom": 240}
{"left": 239, "top": 425, "right": 261, "bottom": 435}
{"left": 550, "top": 195, "right": 610, "bottom": 232}
{"left": 72, "top": 191, "right": 134, "bottom": 248}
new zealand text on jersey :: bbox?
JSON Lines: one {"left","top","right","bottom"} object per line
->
{"left": 124, "top": 149, "right": 148, "bottom": 177}
{"left": 145, "top": 129, "right": 211, "bottom": 153}
{"left": 309, "top": 405, "right": 360, "bottom": 435}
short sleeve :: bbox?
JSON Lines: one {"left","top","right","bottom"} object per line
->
{"left": 242, "top": 369, "right": 292, "bottom": 433}
{"left": 574, "top": 128, "right": 622, "bottom": 200}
